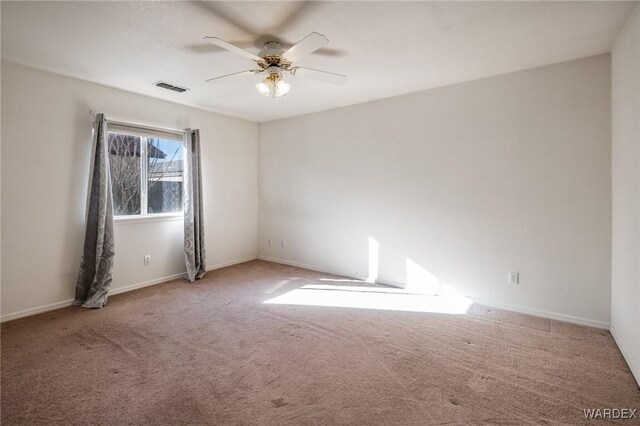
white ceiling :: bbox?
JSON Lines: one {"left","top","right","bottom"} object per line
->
{"left": 1, "top": 1, "right": 636, "bottom": 122}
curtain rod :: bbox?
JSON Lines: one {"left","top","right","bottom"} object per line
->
{"left": 89, "top": 109, "right": 188, "bottom": 135}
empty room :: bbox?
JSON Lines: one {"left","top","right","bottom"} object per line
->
{"left": 1, "top": 1, "right": 639, "bottom": 424}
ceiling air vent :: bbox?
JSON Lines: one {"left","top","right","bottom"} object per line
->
{"left": 154, "top": 81, "right": 189, "bottom": 93}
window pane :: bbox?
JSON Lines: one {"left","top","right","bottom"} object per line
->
{"left": 108, "top": 132, "right": 142, "bottom": 216}
{"left": 147, "top": 138, "right": 184, "bottom": 214}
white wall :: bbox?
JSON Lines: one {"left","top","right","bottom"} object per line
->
{"left": 0, "top": 53, "right": 618, "bottom": 330}
{"left": 1, "top": 61, "right": 258, "bottom": 320}
{"left": 259, "top": 55, "right": 612, "bottom": 327}
{"left": 611, "top": 4, "right": 640, "bottom": 385}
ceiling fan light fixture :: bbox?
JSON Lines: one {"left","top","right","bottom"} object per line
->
{"left": 255, "top": 80, "right": 271, "bottom": 97}
{"left": 256, "top": 70, "right": 290, "bottom": 98}
{"left": 274, "top": 80, "right": 290, "bottom": 98}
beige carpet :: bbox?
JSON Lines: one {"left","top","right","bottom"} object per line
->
{"left": 2, "top": 260, "right": 639, "bottom": 425}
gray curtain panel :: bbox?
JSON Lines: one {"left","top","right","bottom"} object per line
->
{"left": 74, "top": 113, "right": 115, "bottom": 308}
{"left": 184, "top": 129, "right": 206, "bottom": 282}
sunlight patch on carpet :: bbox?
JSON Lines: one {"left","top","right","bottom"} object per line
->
{"left": 263, "top": 284, "right": 471, "bottom": 314}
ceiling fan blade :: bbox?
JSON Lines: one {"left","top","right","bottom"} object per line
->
{"left": 292, "top": 67, "right": 347, "bottom": 85}
{"left": 205, "top": 70, "right": 258, "bottom": 83}
{"left": 203, "top": 37, "right": 263, "bottom": 62}
{"left": 282, "top": 32, "right": 329, "bottom": 63}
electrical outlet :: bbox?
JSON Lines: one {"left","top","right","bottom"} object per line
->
{"left": 509, "top": 271, "right": 519, "bottom": 285}
{"left": 267, "top": 238, "right": 272, "bottom": 246}
{"left": 280, "top": 240, "right": 285, "bottom": 248}
{"left": 144, "top": 255, "right": 151, "bottom": 266}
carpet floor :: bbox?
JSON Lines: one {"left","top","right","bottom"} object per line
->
{"left": 2, "top": 260, "right": 639, "bottom": 425}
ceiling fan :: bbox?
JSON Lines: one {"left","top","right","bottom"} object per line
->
{"left": 203, "top": 32, "right": 347, "bottom": 98}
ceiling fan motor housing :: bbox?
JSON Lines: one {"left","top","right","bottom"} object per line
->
{"left": 263, "top": 41, "right": 284, "bottom": 51}
{"left": 260, "top": 41, "right": 285, "bottom": 58}
{"left": 256, "top": 41, "right": 291, "bottom": 70}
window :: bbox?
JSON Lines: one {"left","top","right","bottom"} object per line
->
{"left": 107, "top": 123, "right": 185, "bottom": 218}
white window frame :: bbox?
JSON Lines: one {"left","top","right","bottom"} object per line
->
{"left": 106, "top": 120, "right": 186, "bottom": 224}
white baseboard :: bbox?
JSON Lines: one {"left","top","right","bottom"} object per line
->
{"left": 257, "top": 255, "right": 610, "bottom": 330}
{"left": 0, "top": 298, "right": 76, "bottom": 323}
{"left": 109, "top": 272, "right": 187, "bottom": 296}
{"left": 206, "top": 256, "right": 258, "bottom": 272}
{"left": 1, "top": 254, "right": 609, "bottom": 333}
{"left": 466, "top": 296, "right": 609, "bottom": 330}
{"left": 610, "top": 325, "right": 640, "bottom": 387}
{"left": 258, "top": 255, "right": 363, "bottom": 280}
{"left": 0, "top": 256, "right": 258, "bottom": 323}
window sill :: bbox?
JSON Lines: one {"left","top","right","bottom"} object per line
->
{"left": 114, "top": 213, "right": 184, "bottom": 226}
